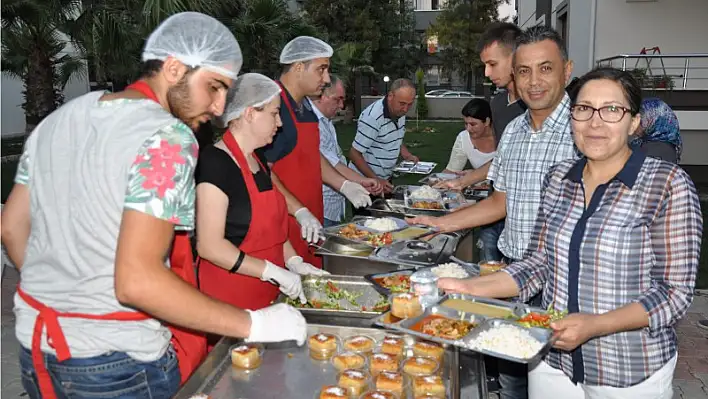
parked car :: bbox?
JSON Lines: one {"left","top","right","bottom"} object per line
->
{"left": 439, "top": 91, "right": 475, "bottom": 97}
{"left": 425, "top": 89, "right": 452, "bottom": 97}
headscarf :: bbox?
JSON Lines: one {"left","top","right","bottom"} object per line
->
{"left": 630, "top": 98, "right": 682, "bottom": 161}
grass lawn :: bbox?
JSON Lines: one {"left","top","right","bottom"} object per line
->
{"left": 2, "top": 122, "right": 707, "bottom": 288}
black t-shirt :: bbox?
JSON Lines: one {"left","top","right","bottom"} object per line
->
{"left": 262, "top": 83, "right": 319, "bottom": 163}
{"left": 195, "top": 145, "right": 273, "bottom": 247}
{"left": 490, "top": 90, "right": 527, "bottom": 145}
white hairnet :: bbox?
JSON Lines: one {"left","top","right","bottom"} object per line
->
{"left": 142, "top": 12, "right": 242, "bottom": 79}
{"left": 220, "top": 73, "right": 282, "bottom": 126}
{"left": 279, "top": 36, "right": 334, "bottom": 64}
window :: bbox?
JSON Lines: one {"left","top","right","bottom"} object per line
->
{"left": 431, "top": 0, "right": 439, "bottom": 10}
{"left": 556, "top": 6, "right": 569, "bottom": 49}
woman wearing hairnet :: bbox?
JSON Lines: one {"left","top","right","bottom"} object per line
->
{"left": 196, "top": 74, "right": 327, "bottom": 345}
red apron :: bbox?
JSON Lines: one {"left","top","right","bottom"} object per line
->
{"left": 198, "top": 131, "right": 289, "bottom": 312}
{"left": 17, "top": 81, "right": 206, "bottom": 399}
{"left": 271, "top": 82, "right": 324, "bottom": 267}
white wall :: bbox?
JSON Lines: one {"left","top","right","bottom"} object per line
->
{"left": 594, "top": 0, "right": 708, "bottom": 89}
{"left": 1, "top": 41, "right": 89, "bottom": 136}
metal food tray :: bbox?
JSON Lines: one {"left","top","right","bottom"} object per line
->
{"left": 464, "top": 319, "right": 555, "bottom": 364}
{"left": 369, "top": 234, "right": 459, "bottom": 267}
{"left": 374, "top": 305, "right": 485, "bottom": 347}
{"left": 364, "top": 268, "right": 417, "bottom": 296}
{"left": 322, "top": 217, "right": 437, "bottom": 248}
{"left": 275, "top": 275, "right": 389, "bottom": 317}
{"left": 436, "top": 293, "right": 540, "bottom": 319}
{"left": 418, "top": 172, "right": 459, "bottom": 185}
{"left": 418, "top": 260, "right": 479, "bottom": 279}
{"left": 367, "top": 199, "right": 446, "bottom": 217}
{"left": 321, "top": 219, "right": 389, "bottom": 248}
{"left": 375, "top": 304, "right": 553, "bottom": 364}
{"left": 187, "top": 324, "right": 463, "bottom": 399}
{"left": 311, "top": 236, "right": 375, "bottom": 259}
{"left": 393, "top": 161, "right": 437, "bottom": 174}
{"left": 351, "top": 216, "right": 409, "bottom": 233}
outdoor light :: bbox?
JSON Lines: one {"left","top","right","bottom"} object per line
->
{"left": 383, "top": 76, "right": 390, "bottom": 82}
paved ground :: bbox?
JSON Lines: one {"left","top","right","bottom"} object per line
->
{"left": 1, "top": 266, "right": 707, "bottom": 398}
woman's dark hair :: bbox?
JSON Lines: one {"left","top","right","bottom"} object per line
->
{"left": 461, "top": 98, "right": 492, "bottom": 122}
{"left": 572, "top": 67, "right": 643, "bottom": 114}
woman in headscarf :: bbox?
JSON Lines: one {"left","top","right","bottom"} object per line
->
{"left": 631, "top": 97, "right": 682, "bottom": 163}
{"left": 195, "top": 74, "right": 327, "bottom": 345}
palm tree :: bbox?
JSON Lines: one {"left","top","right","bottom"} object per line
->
{"left": 225, "top": 0, "right": 319, "bottom": 78}
{"left": 1, "top": 0, "right": 87, "bottom": 132}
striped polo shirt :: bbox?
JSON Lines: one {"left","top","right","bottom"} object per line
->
{"left": 349, "top": 98, "right": 406, "bottom": 179}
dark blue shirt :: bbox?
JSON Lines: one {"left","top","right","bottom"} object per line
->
{"left": 263, "top": 82, "right": 319, "bottom": 163}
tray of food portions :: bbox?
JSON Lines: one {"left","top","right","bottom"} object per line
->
{"left": 418, "top": 172, "right": 459, "bottom": 186}
{"left": 374, "top": 293, "right": 561, "bottom": 364}
{"left": 397, "top": 185, "right": 467, "bottom": 212}
{"left": 364, "top": 261, "right": 477, "bottom": 296}
{"left": 322, "top": 217, "right": 437, "bottom": 248}
{"left": 187, "top": 324, "right": 464, "bottom": 399}
{"left": 393, "top": 160, "right": 437, "bottom": 175}
{"left": 277, "top": 275, "right": 391, "bottom": 317}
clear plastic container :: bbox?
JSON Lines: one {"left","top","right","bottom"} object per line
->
{"left": 401, "top": 356, "right": 440, "bottom": 377}
{"left": 308, "top": 333, "right": 341, "bottom": 361}
{"left": 369, "top": 352, "right": 401, "bottom": 375}
{"left": 390, "top": 293, "right": 424, "bottom": 319}
{"left": 358, "top": 390, "right": 399, "bottom": 399}
{"left": 411, "top": 374, "right": 446, "bottom": 398}
{"left": 342, "top": 335, "right": 377, "bottom": 355}
{"left": 409, "top": 269, "right": 440, "bottom": 307}
{"left": 331, "top": 351, "right": 367, "bottom": 372}
{"left": 229, "top": 343, "right": 264, "bottom": 370}
{"left": 374, "top": 371, "right": 408, "bottom": 397}
{"left": 337, "top": 369, "right": 371, "bottom": 398}
{"left": 317, "top": 385, "right": 349, "bottom": 398}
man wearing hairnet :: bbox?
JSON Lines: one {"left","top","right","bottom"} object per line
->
{"left": 263, "top": 36, "right": 381, "bottom": 268}
{"left": 1, "top": 12, "right": 306, "bottom": 399}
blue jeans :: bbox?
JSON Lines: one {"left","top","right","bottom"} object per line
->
{"left": 478, "top": 220, "right": 505, "bottom": 262}
{"left": 20, "top": 345, "right": 180, "bottom": 399}
{"left": 323, "top": 218, "right": 341, "bottom": 228}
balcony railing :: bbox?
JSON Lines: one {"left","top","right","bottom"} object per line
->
{"left": 596, "top": 53, "right": 708, "bottom": 90}
{"left": 414, "top": 0, "right": 446, "bottom": 11}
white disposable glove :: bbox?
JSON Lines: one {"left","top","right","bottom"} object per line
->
{"left": 261, "top": 260, "right": 306, "bottom": 304}
{"left": 294, "top": 207, "right": 323, "bottom": 243}
{"left": 339, "top": 180, "right": 373, "bottom": 208}
{"left": 245, "top": 303, "right": 307, "bottom": 345}
{"left": 286, "top": 256, "right": 330, "bottom": 276}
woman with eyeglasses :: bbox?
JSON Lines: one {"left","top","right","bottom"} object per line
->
{"left": 436, "top": 67, "right": 702, "bottom": 398}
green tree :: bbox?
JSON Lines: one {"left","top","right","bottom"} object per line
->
{"left": 225, "top": 0, "right": 319, "bottom": 78}
{"left": 415, "top": 68, "right": 428, "bottom": 119}
{"left": 303, "top": 0, "right": 421, "bottom": 78}
{"left": 1, "top": 0, "right": 87, "bottom": 132}
{"left": 428, "top": 0, "right": 506, "bottom": 90}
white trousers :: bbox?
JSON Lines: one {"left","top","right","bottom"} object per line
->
{"left": 528, "top": 355, "right": 677, "bottom": 399}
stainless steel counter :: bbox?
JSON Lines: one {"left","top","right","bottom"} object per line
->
{"left": 175, "top": 316, "right": 487, "bottom": 399}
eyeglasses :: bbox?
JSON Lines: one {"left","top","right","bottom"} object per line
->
{"left": 570, "top": 105, "right": 631, "bottom": 123}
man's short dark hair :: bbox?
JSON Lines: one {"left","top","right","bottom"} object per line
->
{"left": 140, "top": 60, "right": 165, "bottom": 78}
{"left": 281, "top": 60, "right": 313, "bottom": 74}
{"left": 476, "top": 22, "right": 522, "bottom": 53}
{"left": 514, "top": 25, "right": 568, "bottom": 61}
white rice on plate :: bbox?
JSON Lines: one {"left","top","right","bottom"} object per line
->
{"left": 363, "top": 217, "right": 399, "bottom": 232}
{"left": 466, "top": 324, "right": 543, "bottom": 359}
{"left": 409, "top": 185, "right": 442, "bottom": 200}
{"left": 431, "top": 262, "right": 469, "bottom": 279}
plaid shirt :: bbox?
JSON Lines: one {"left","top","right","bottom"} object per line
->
{"left": 505, "top": 150, "right": 703, "bottom": 387}
{"left": 312, "top": 99, "right": 347, "bottom": 221}
{"left": 487, "top": 93, "right": 578, "bottom": 260}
